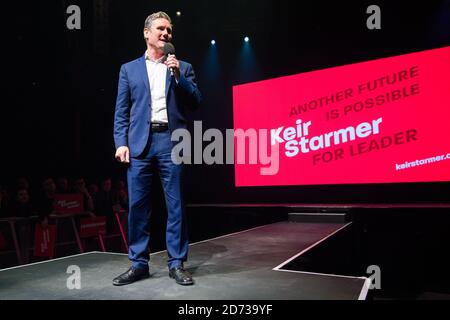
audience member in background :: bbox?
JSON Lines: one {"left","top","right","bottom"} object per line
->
{"left": 56, "top": 176, "right": 70, "bottom": 194}
{"left": 36, "top": 177, "right": 57, "bottom": 228}
{"left": 94, "top": 177, "right": 115, "bottom": 232}
{"left": 0, "top": 184, "right": 8, "bottom": 218}
{"left": 11, "top": 188, "right": 34, "bottom": 219}
{"left": 88, "top": 183, "right": 99, "bottom": 199}
{"left": 112, "top": 179, "right": 128, "bottom": 212}
{"left": 16, "top": 177, "right": 30, "bottom": 193}
{"left": 0, "top": 185, "right": 8, "bottom": 250}
{"left": 72, "top": 177, "right": 95, "bottom": 213}
{"left": 10, "top": 188, "right": 35, "bottom": 263}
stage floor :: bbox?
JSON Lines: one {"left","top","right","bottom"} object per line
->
{"left": 0, "top": 221, "right": 369, "bottom": 300}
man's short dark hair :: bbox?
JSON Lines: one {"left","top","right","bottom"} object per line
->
{"left": 144, "top": 11, "right": 172, "bottom": 29}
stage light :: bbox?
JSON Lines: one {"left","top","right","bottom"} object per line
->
{"left": 244, "top": 36, "right": 249, "bottom": 42}
{"left": 211, "top": 40, "right": 216, "bottom": 45}
{"left": 176, "top": 11, "right": 181, "bottom": 16}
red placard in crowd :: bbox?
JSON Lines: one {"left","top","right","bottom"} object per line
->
{"left": 53, "top": 194, "right": 84, "bottom": 214}
{"left": 34, "top": 224, "right": 56, "bottom": 257}
{"left": 79, "top": 216, "right": 106, "bottom": 238}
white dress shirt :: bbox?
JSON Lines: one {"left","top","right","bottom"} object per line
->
{"left": 145, "top": 52, "right": 168, "bottom": 124}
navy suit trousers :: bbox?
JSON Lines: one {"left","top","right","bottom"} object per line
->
{"left": 127, "top": 131, "right": 188, "bottom": 270}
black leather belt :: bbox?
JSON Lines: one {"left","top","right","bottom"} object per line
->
{"left": 151, "top": 122, "right": 169, "bottom": 132}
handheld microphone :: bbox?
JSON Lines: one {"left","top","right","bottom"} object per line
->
{"left": 163, "top": 42, "right": 176, "bottom": 77}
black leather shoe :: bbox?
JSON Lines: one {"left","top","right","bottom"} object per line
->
{"left": 113, "top": 267, "right": 150, "bottom": 286}
{"left": 169, "top": 266, "right": 194, "bottom": 285}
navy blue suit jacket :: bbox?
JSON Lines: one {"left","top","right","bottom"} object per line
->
{"left": 114, "top": 54, "right": 202, "bottom": 158}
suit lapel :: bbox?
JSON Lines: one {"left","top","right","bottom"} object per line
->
{"left": 139, "top": 56, "right": 151, "bottom": 98}
{"left": 165, "top": 68, "right": 173, "bottom": 97}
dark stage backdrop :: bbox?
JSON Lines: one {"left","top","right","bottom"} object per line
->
{"left": 2, "top": 0, "right": 449, "bottom": 204}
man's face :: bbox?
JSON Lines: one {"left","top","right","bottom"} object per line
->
{"left": 144, "top": 18, "right": 173, "bottom": 52}
{"left": 102, "top": 179, "right": 112, "bottom": 192}
{"left": 43, "top": 179, "right": 56, "bottom": 193}
{"left": 116, "top": 180, "right": 125, "bottom": 190}
{"left": 17, "top": 189, "right": 29, "bottom": 204}
{"left": 75, "top": 179, "right": 86, "bottom": 191}
{"left": 18, "top": 178, "right": 29, "bottom": 190}
{"left": 88, "top": 184, "right": 99, "bottom": 195}
{"left": 57, "top": 178, "right": 68, "bottom": 190}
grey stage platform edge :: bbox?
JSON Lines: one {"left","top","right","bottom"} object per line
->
{"left": 0, "top": 221, "right": 369, "bottom": 300}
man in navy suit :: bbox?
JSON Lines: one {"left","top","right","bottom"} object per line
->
{"left": 112, "top": 11, "right": 201, "bottom": 286}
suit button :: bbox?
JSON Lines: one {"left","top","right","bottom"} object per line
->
{"left": 147, "top": 121, "right": 150, "bottom": 124}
